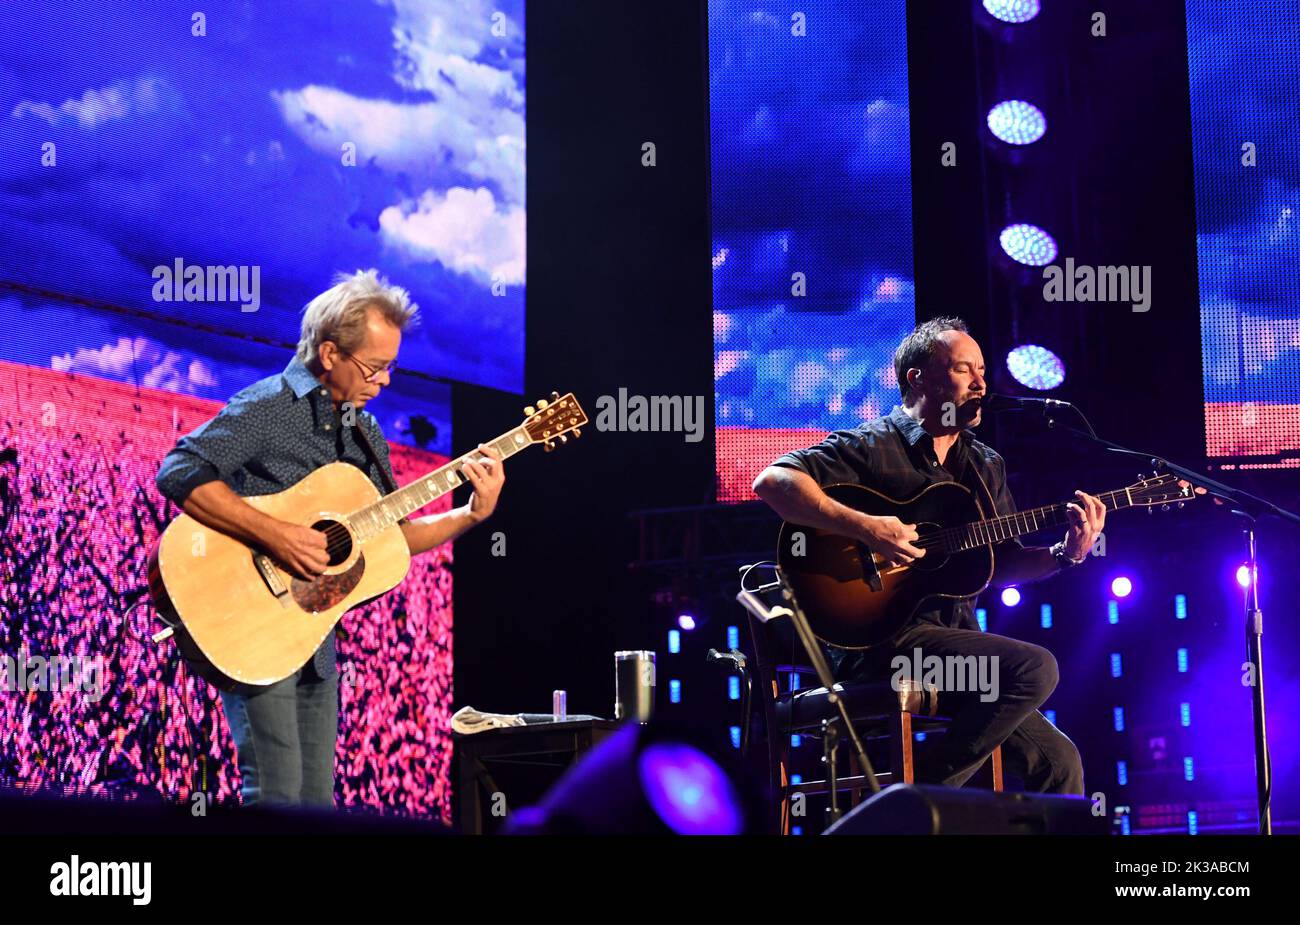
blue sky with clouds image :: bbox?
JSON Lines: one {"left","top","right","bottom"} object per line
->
{"left": 709, "top": 0, "right": 915, "bottom": 431}
{"left": 1187, "top": 0, "right": 1300, "bottom": 405}
{"left": 0, "top": 0, "right": 524, "bottom": 434}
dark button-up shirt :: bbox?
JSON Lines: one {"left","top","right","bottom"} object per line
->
{"left": 771, "top": 405, "right": 1024, "bottom": 677}
{"left": 155, "top": 357, "right": 402, "bottom": 679}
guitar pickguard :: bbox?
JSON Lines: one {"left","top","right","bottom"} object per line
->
{"left": 291, "top": 555, "right": 366, "bottom": 613}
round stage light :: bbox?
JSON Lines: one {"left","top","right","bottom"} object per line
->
{"left": 677, "top": 614, "right": 696, "bottom": 631}
{"left": 1111, "top": 576, "right": 1133, "bottom": 598}
{"left": 638, "top": 742, "right": 745, "bottom": 835}
{"left": 1006, "top": 344, "right": 1065, "bottom": 390}
{"left": 987, "top": 100, "right": 1047, "bottom": 145}
{"left": 1001, "top": 587, "right": 1021, "bottom": 607}
{"left": 983, "top": 0, "right": 1041, "bottom": 23}
{"left": 999, "top": 223, "right": 1058, "bottom": 266}
{"left": 1236, "top": 565, "right": 1253, "bottom": 589}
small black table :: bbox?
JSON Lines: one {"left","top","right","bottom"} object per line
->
{"left": 454, "top": 718, "right": 622, "bottom": 834}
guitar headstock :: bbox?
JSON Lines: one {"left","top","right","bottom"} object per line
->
{"left": 1126, "top": 472, "right": 1197, "bottom": 508}
{"left": 522, "top": 392, "right": 588, "bottom": 452}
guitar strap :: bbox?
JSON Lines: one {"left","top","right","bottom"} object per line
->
{"left": 351, "top": 418, "right": 401, "bottom": 495}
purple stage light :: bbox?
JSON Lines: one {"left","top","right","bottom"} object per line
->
{"left": 638, "top": 743, "right": 745, "bottom": 835}
{"left": 1111, "top": 576, "right": 1133, "bottom": 598}
{"left": 982, "top": 0, "right": 1041, "bottom": 24}
{"left": 987, "top": 100, "right": 1047, "bottom": 145}
{"left": 1236, "top": 564, "right": 1253, "bottom": 589}
{"left": 999, "top": 223, "right": 1058, "bottom": 266}
{"left": 1006, "top": 344, "right": 1066, "bottom": 390}
{"left": 677, "top": 614, "right": 696, "bottom": 631}
{"left": 1001, "top": 587, "right": 1021, "bottom": 606}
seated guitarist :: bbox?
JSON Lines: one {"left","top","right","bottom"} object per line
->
{"left": 155, "top": 269, "right": 506, "bottom": 809}
{"left": 752, "top": 317, "right": 1103, "bottom": 795}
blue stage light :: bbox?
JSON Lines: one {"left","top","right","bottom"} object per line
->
{"left": 677, "top": 614, "right": 696, "bottom": 631}
{"left": 1045, "top": 710, "right": 1056, "bottom": 725}
{"left": 1111, "top": 653, "right": 1122, "bottom": 678}
{"left": 1121, "top": 815, "right": 1131, "bottom": 835}
{"left": 726, "top": 625, "right": 739, "bottom": 649}
{"left": 987, "top": 100, "right": 1047, "bottom": 144}
{"left": 728, "top": 676, "right": 740, "bottom": 701}
{"left": 1188, "top": 811, "right": 1198, "bottom": 835}
{"left": 999, "top": 223, "right": 1058, "bottom": 266}
{"left": 1177, "top": 648, "right": 1189, "bottom": 673}
{"left": 1236, "top": 564, "right": 1254, "bottom": 589}
{"left": 1006, "top": 344, "right": 1066, "bottom": 390}
{"left": 667, "top": 629, "right": 681, "bottom": 654}
{"left": 669, "top": 679, "right": 682, "bottom": 703}
{"left": 1112, "top": 576, "right": 1133, "bottom": 598}
{"left": 1040, "top": 603, "right": 1053, "bottom": 628}
{"left": 1001, "top": 587, "right": 1021, "bottom": 606}
{"left": 1175, "top": 594, "right": 1188, "bottom": 619}
{"left": 1108, "top": 600, "right": 1120, "bottom": 624}
{"left": 1181, "top": 702, "right": 1191, "bottom": 727}
{"left": 1113, "top": 707, "right": 1125, "bottom": 732}
{"left": 1184, "top": 757, "right": 1195, "bottom": 781}
{"left": 1117, "top": 760, "right": 1128, "bottom": 786}
{"left": 982, "top": 0, "right": 1041, "bottom": 23}
{"left": 638, "top": 742, "right": 745, "bottom": 835}
{"left": 729, "top": 726, "right": 741, "bottom": 748}
{"left": 975, "top": 607, "right": 987, "bottom": 631}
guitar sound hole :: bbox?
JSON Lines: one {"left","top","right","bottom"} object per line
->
{"left": 311, "top": 519, "right": 353, "bottom": 567}
{"left": 912, "top": 522, "right": 945, "bottom": 570}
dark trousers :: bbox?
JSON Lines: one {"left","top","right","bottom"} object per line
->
{"left": 219, "top": 665, "right": 338, "bottom": 808}
{"left": 835, "top": 621, "right": 1085, "bottom": 795}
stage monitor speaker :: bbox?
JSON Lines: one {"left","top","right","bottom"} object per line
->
{"left": 824, "top": 783, "right": 1108, "bottom": 835}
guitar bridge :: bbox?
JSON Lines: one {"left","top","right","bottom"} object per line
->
{"left": 855, "top": 543, "right": 884, "bottom": 592}
{"left": 253, "top": 552, "right": 291, "bottom": 606}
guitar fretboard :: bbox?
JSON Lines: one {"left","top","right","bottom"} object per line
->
{"left": 347, "top": 427, "right": 531, "bottom": 541}
{"left": 937, "top": 487, "right": 1132, "bottom": 554}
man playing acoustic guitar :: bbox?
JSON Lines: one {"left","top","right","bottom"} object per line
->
{"left": 753, "top": 317, "right": 1103, "bottom": 794}
{"left": 155, "top": 270, "right": 506, "bottom": 808}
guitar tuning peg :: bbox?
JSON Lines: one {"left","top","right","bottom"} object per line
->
{"left": 1147, "top": 507, "right": 1154, "bottom": 515}
{"left": 525, "top": 405, "right": 536, "bottom": 416}
{"left": 550, "top": 390, "right": 559, "bottom": 401}
{"left": 572, "top": 427, "right": 581, "bottom": 438}
{"left": 559, "top": 434, "right": 567, "bottom": 444}
{"left": 1177, "top": 501, "right": 1185, "bottom": 509}
{"left": 1161, "top": 504, "right": 1170, "bottom": 512}
{"left": 538, "top": 399, "right": 549, "bottom": 410}
{"left": 544, "top": 441, "right": 555, "bottom": 453}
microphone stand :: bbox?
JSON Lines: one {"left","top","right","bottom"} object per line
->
{"left": 1034, "top": 409, "right": 1300, "bottom": 836}
{"left": 736, "top": 568, "right": 880, "bottom": 827}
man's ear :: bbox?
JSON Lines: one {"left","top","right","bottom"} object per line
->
{"left": 318, "top": 341, "right": 335, "bottom": 372}
{"left": 906, "top": 367, "right": 922, "bottom": 394}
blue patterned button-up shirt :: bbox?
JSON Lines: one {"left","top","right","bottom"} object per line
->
{"left": 155, "top": 357, "right": 402, "bottom": 679}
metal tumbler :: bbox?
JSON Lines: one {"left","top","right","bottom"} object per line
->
{"left": 614, "top": 650, "right": 655, "bottom": 723}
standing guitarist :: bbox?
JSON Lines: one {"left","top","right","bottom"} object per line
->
{"left": 752, "top": 317, "right": 1103, "bottom": 795}
{"left": 155, "top": 269, "right": 506, "bottom": 808}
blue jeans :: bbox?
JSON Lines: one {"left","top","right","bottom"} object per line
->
{"left": 220, "top": 664, "right": 339, "bottom": 808}
{"left": 832, "top": 619, "right": 1085, "bottom": 795}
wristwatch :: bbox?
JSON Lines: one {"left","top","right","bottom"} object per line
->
{"left": 1050, "top": 541, "right": 1087, "bottom": 568}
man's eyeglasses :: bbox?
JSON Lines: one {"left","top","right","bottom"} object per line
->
{"left": 343, "top": 352, "right": 398, "bottom": 383}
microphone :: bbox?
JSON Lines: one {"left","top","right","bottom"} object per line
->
{"left": 980, "top": 393, "right": 1073, "bottom": 414}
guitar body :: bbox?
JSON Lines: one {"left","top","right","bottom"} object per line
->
{"left": 777, "top": 481, "right": 995, "bottom": 650}
{"left": 148, "top": 462, "right": 411, "bottom": 690}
